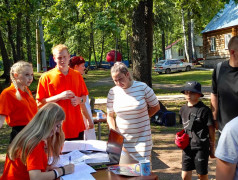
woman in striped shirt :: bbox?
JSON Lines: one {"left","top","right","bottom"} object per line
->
{"left": 107, "top": 62, "right": 160, "bottom": 161}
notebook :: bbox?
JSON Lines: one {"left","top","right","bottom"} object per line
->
{"left": 86, "top": 129, "right": 124, "bottom": 169}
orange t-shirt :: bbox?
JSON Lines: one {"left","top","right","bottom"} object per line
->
{"left": 36, "top": 67, "right": 88, "bottom": 138}
{"left": 0, "top": 141, "right": 47, "bottom": 180}
{"left": 0, "top": 84, "right": 37, "bottom": 127}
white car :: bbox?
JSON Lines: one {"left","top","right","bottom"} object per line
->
{"left": 154, "top": 59, "right": 194, "bottom": 74}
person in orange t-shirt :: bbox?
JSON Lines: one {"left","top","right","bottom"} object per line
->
{"left": 69, "top": 56, "right": 96, "bottom": 140}
{"left": 0, "top": 61, "right": 37, "bottom": 143}
{"left": 36, "top": 44, "right": 93, "bottom": 140}
{"left": 0, "top": 103, "right": 74, "bottom": 180}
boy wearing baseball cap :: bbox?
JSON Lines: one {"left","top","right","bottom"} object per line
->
{"left": 179, "top": 81, "right": 215, "bottom": 180}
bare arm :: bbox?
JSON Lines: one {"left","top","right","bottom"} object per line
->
{"left": 37, "top": 90, "right": 75, "bottom": 108}
{"left": 208, "top": 125, "right": 215, "bottom": 158}
{"left": 211, "top": 93, "right": 218, "bottom": 130}
{"left": 0, "top": 115, "right": 6, "bottom": 128}
{"left": 107, "top": 112, "right": 116, "bottom": 130}
{"left": 29, "top": 164, "right": 74, "bottom": 180}
{"left": 80, "top": 103, "right": 94, "bottom": 129}
{"left": 216, "top": 159, "right": 236, "bottom": 180}
{"left": 148, "top": 104, "right": 160, "bottom": 117}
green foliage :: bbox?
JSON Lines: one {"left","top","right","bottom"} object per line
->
{"left": 0, "top": 0, "right": 232, "bottom": 73}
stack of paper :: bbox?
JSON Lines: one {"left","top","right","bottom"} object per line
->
{"left": 62, "top": 140, "right": 107, "bottom": 153}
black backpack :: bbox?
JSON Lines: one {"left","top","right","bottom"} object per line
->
{"left": 151, "top": 101, "right": 176, "bottom": 126}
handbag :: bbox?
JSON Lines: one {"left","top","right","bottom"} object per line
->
{"left": 175, "top": 129, "right": 189, "bottom": 149}
{"left": 175, "top": 107, "right": 200, "bottom": 150}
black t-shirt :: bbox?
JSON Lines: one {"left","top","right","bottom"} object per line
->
{"left": 212, "top": 60, "right": 238, "bottom": 130}
{"left": 179, "top": 101, "right": 213, "bottom": 149}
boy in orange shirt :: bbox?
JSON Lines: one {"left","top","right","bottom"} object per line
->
{"left": 36, "top": 44, "right": 93, "bottom": 140}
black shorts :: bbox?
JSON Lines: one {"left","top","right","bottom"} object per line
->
{"left": 182, "top": 147, "right": 209, "bottom": 175}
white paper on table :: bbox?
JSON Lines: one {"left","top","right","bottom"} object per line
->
{"left": 62, "top": 141, "right": 87, "bottom": 152}
{"left": 61, "top": 162, "right": 96, "bottom": 180}
{"left": 58, "top": 150, "right": 91, "bottom": 167}
{"left": 62, "top": 140, "right": 107, "bottom": 153}
{"left": 84, "top": 152, "right": 110, "bottom": 163}
{"left": 86, "top": 140, "right": 107, "bottom": 152}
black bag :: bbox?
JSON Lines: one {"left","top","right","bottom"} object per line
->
{"left": 151, "top": 101, "right": 176, "bottom": 126}
{"left": 151, "top": 110, "right": 164, "bottom": 125}
{"left": 151, "top": 101, "right": 166, "bottom": 125}
{"left": 163, "top": 111, "right": 176, "bottom": 126}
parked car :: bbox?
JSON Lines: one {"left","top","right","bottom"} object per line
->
{"left": 154, "top": 59, "right": 194, "bottom": 74}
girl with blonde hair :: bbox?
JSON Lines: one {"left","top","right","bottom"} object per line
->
{"left": 0, "top": 60, "right": 37, "bottom": 142}
{"left": 0, "top": 103, "right": 74, "bottom": 180}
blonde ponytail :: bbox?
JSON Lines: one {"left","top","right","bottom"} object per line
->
{"left": 10, "top": 61, "right": 33, "bottom": 100}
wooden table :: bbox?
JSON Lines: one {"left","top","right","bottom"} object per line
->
{"left": 92, "top": 150, "right": 158, "bottom": 180}
{"left": 93, "top": 117, "right": 107, "bottom": 140}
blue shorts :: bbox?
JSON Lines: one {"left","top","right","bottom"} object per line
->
{"left": 182, "top": 147, "right": 209, "bottom": 175}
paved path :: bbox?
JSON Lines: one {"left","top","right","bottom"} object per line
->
{"left": 90, "top": 67, "right": 213, "bottom": 104}
{"left": 95, "top": 94, "right": 211, "bottom": 104}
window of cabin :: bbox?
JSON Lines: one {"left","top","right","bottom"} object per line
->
{"left": 178, "top": 49, "right": 183, "bottom": 56}
{"left": 210, "top": 37, "right": 216, "bottom": 51}
{"left": 225, "top": 34, "right": 232, "bottom": 49}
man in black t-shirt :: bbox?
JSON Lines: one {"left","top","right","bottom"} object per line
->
{"left": 179, "top": 81, "right": 215, "bottom": 180}
{"left": 211, "top": 36, "right": 238, "bottom": 132}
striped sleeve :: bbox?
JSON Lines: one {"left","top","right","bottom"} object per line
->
{"left": 144, "top": 84, "right": 159, "bottom": 107}
{"left": 107, "top": 88, "right": 114, "bottom": 113}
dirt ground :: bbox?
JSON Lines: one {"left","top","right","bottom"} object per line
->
{"left": 0, "top": 76, "right": 216, "bottom": 179}
{"left": 151, "top": 130, "right": 216, "bottom": 180}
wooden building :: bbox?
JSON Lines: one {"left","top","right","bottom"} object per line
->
{"left": 202, "top": 0, "right": 238, "bottom": 68}
{"left": 165, "top": 35, "right": 203, "bottom": 61}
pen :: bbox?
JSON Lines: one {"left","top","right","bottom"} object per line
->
{"left": 69, "top": 156, "right": 71, "bottom": 164}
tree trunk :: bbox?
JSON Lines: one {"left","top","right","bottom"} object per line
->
{"left": 154, "top": 33, "right": 158, "bottom": 62}
{"left": 4, "top": 0, "right": 17, "bottom": 63}
{"left": 100, "top": 33, "right": 105, "bottom": 66}
{"left": 26, "top": 11, "right": 32, "bottom": 63}
{"left": 129, "top": 35, "right": 133, "bottom": 67}
{"left": 7, "top": 20, "right": 17, "bottom": 63}
{"left": 92, "top": 35, "right": 97, "bottom": 68}
{"left": 145, "top": 0, "right": 153, "bottom": 87}
{"left": 181, "top": 8, "right": 189, "bottom": 61}
{"left": 191, "top": 19, "right": 197, "bottom": 60}
{"left": 88, "top": 32, "right": 92, "bottom": 67}
{"left": 0, "top": 29, "right": 11, "bottom": 83}
{"left": 187, "top": 11, "right": 192, "bottom": 63}
{"left": 38, "top": 17, "right": 47, "bottom": 72}
{"left": 126, "top": 32, "right": 130, "bottom": 66}
{"left": 36, "top": 26, "right": 41, "bottom": 73}
{"left": 114, "top": 36, "right": 118, "bottom": 62}
{"left": 162, "top": 29, "right": 165, "bottom": 59}
{"left": 132, "top": 0, "right": 153, "bottom": 87}
{"left": 16, "top": 12, "right": 23, "bottom": 61}
{"left": 90, "top": 23, "right": 97, "bottom": 68}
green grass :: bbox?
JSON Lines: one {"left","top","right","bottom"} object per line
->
{"left": 152, "top": 69, "right": 213, "bottom": 85}
{"left": 88, "top": 85, "right": 112, "bottom": 98}
{"left": 1, "top": 68, "right": 213, "bottom": 98}
{"left": 85, "top": 69, "right": 111, "bottom": 82}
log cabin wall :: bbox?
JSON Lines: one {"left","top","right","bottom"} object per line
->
{"left": 202, "top": 26, "right": 238, "bottom": 68}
